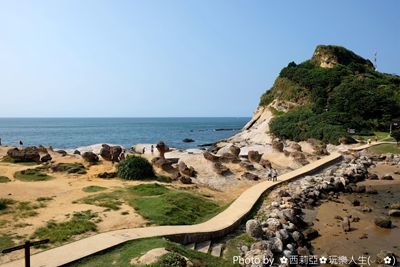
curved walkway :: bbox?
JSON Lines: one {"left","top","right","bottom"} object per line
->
{"left": 2, "top": 151, "right": 344, "bottom": 267}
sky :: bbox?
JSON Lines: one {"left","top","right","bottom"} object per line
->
{"left": 0, "top": 0, "right": 399, "bottom": 117}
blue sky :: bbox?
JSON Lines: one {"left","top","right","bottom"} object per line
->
{"left": 0, "top": 0, "right": 399, "bottom": 117}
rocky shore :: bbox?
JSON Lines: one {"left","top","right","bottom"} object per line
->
{"left": 240, "top": 152, "right": 400, "bottom": 266}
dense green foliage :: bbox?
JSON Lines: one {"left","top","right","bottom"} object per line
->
{"left": 158, "top": 252, "right": 187, "bottom": 267}
{"left": 14, "top": 168, "right": 53, "bottom": 182}
{"left": 392, "top": 130, "right": 400, "bottom": 144}
{"left": 260, "top": 45, "right": 400, "bottom": 144}
{"left": 117, "top": 155, "right": 155, "bottom": 180}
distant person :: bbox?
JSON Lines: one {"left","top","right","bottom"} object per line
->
{"left": 151, "top": 145, "right": 154, "bottom": 154}
{"left": 142, "top": 147, "right": 146, "bottom": 154}
{"left": 0, "top": 138, "right": 2, "bottom": 146}
{"left": 367, "top": 138, "right": 371, "bottom": 145}
{"left": 271, "top": 169, "right": 278, "bottom": 182}
{"left": 19, "top": 140, "right": 23, "bottom": 146}
{"left": 375, "top": 136, "right": 378, "bottom": 142}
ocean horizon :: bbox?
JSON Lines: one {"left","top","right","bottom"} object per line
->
{"left": 0, "top": 117, "right": 250, "bottom": 150}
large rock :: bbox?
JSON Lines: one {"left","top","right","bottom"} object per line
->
{"left": 374, "top": 217, "right": 392, "bottom": 228}
{"left": 248, "top": 150, "right": 262, "bottom": 163}
{"left": 266, "top": 218, "right": 281, "bottom": 231}
{"left": 180, "top": 176, "right": 192, "bottom": 184}
{"left": 388, "top": 209, "right": 400, "bottom": 217}
{"left": 270, "top": 237, "right": 283, "bottom": 253}
{"left": 100, "top": 144, "right": 122, "bottom": 162}
{"left": 243, "top": 249, "right": 273, "bottom": 267}
{"left": 302, "top": 228, "right": 319, "bottom": 240}
{"left": 241, "top": 172, "right": 259, "bottom": 181}
{"left": 213, "top": 162, "right": 230, "bottom": 175}
{"left": 203, "top": 151, "right": 219, "bottom": 162}
{"left": 178, "top": 161, "right": 196, "bottom": 177}
{"left": 156, "top": 141, "right": 168, "bottom": 159}
{"left": 291, "top": 143, "right": 302, "bottom": 152}
{"left": 342, "top": 216, "right": 351, "bottom": 232}
{"left": 40, "top": 153, "right": 52, "bottom": 163}
{"left": 259, "top": 159, "right": 272, "bottom": 169}
{"left": 272, "top": 140, "right": 284, "bottom": 152}
{"left": 381, "top": 174, "right": 394, "bottom": 180}
{"left": 219, "top": 153, "right": 240, "bottom": 164}
{"left": 229, "top": 145, "right": 241, "bottom": 157}
{"left": 82, "top": 152, "right": 99, "bottom": 164}
{"left": 7, "top": 147, "right": 40, "bottom": 163}
{"left": 151, "top": 157, "right": 174, "bottom": 172}
{"left": 246, "top": 219, "right": 263, "bottom": 238}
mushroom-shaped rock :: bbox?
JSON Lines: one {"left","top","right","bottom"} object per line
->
{"left": 100, "top": 144, "right": 122, "bottom": 162}
{"left": 248, "top": 150, "right": 262, "bottom": 163}
{"left": 229, "top": 145, "right": 241, "bottom": 157}
{"left": 156, "top": 141, "right": 168, "bottom": 159}
{"left": 259, "top": 159, "right": 272, "bottom": 169}
{"left": 151, "top": 157, "right": 174, "bottom": 172}
{"left": 220, "top": 153, "right": 240, "bottom": 164}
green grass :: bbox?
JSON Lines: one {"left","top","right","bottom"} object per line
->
{"left": 0, "top": 220, "right": 8, "bottom": 228}
{"left": 76, "top": 191, "right": 124, "bottom": 210}
{"left": 1, "top": 156, "right": 38, "bottom": 165}
{"left": 14, "top": 168, "right": 53, "bottom": 182}
{"left": 31, "top": 210, "right": 97, "bottom": 243}
{"left": 0, "top": 234, "right": 15, "bottom": 252}
{"left": 64, "top": 237, "right": 235, "bottom": 267}
{"left": 76, "top": 184, "right": 223, "bottom": 225}
{"left": 82, "top": 186, "right": 107, "bottom": 193}
{"left": 0, "top": 176, "right": 11, "bottom": 183}
{"left": 269, "top": 106, "right": 285, "bottom": 117}
{"left": 224, "top": 233, "right": 255, "bottom": 262}
{"left": 369, "top": 143, "right": 400, "bottom": 154}
{"left": 0, "top": 198, "right": 16, "bottom": 211}
{"left": 127, "top": 184, "right": 223, "bottom": 225}
{"left": 52, "top": 163, "right": 87, "bottom": 174}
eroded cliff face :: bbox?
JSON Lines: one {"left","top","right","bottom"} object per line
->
{"left": 311, "top": 45, "right": 374, "bottom": 69}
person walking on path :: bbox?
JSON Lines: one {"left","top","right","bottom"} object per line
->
{"left": 151, "top": 145, "right": 154, "bottom": 154}
{"left": 19, "top": 140, "right": 23, "bottom": 146}
{"left": 142, "top": 147, "right": 146, "bottom": 154}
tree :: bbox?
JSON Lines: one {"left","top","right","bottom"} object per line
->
{"left": 391, "top": 130, "right": 400, "bottom": 145}
{"left": 117, "top": 155, "right": 155, "bottom": 180}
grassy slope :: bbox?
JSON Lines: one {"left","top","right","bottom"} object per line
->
{"left": 368, "top": 143, "right": 400, "bottom": 154}
{"left": 65, "top": 237, "right": 236, "bottom": 267}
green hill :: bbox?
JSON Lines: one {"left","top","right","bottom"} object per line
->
{"left": 260, "top": 45, "right": 400, "bottom": 144}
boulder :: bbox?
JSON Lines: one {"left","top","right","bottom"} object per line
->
{"left": 248, "top": 150, "right": 262, "bottom": 163}
{"left": 388, "top": 209, "right": 400, "bottom": 217}
{"left": 302, "top": 228, "right": 319, "bottom": 240}
{"left": 180, "top": 176, "right": 192, "bottom": 184}
{"left": 266, "top": 218, "right": 281, "bottom": 231}
{"left": 352, "top": 199, "right": 361, "bottom": 206}
{"left": 182, "top": 138, "right": 194, "bottom": 143}
{"left": 203, "top": 151, "right": 219, "bottom": 162}
{"left": 390, "top": 203, "right": 400, "bottom": 209}
{"left": 73, "top": 150, "right": 81, "bottom": 155}
{"left": 270, "top": 237, "right": 283, "bottom": 253}
{"left": 229, "top": 145, "right": 241, "bottom": 157}
{"left": 82, "top": 152, "right": 99, "bottom": 164}
{"left": 272, "top": 140, "right": 284, "bottom": 152}
{"left": 342, "top": 217, "right": 351, "bottom": 232}
{"left": 243, "top": 249, "right": 273, "bottom": 267}
{"left": 97, "top": 172, "right": 117, "bottom": 179}
{"left": 213, "top": 162, "right": 230, "bottom": 175}
{"left": 367, "top": 173, "right": 379, "bottom": 180}
{"left": 220, "top": 153, "right": 240, "bottom": 164}
{"left": 241, "top": 172, "right": 259, "bottom": 181}
{"left": 291, "top": 143, "right": 302, "bottom": 152}
{"left": 246, "top": 219, "right": 263, "bottom": 238}
{"left": 178, "top": 161, "right": 196, "bottom": 177}
{"left": 100, "top": 144, "right": 122, "bottom": 162}
{"left": 56, "top": 150, "right": 67, "bottom": 157}
{"left": 250, "top": 241, "right": 272, "bottom": 251}
{"left": 7, "top": 147, "right": 40, "bottom": 163}
{"left": 239, "top": 161, "right": 255, "bottom": 171}
{"left": 40, "top": 153, "right": 52, "bottom": 163}
{"left": 259, "top": 159, "right": 272, "bottom": 169}
{"left": 374, "top": 217, "right": 392, "bottom": 228}
{"left": 37, "top": 145, "right": 48, "bottom": 153}
{"left": 381, "top": 174, "right": 394, "bottom": 180}
{"left": 151, "top": 157, "right": 174, "bottom": 172}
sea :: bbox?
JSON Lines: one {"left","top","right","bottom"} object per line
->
{"left": 0, "top": 117, "right": 250, "bottom": 150}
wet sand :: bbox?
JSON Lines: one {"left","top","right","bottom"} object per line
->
{"left": 312, "top": 163, "right": 400, "bottom": 258}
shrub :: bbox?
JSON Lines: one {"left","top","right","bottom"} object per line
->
{"left": 117, "top": 156, "right": 155, "bottom": 180}
{"left": 158, "top": 252, "right": 187, "bottom": 267}
{"left": 392, "top": 130, "right": 400, "bottom": 144}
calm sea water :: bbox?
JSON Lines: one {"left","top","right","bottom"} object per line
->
{"left": 0, "top": 118, "right": 249, "bottom": 149}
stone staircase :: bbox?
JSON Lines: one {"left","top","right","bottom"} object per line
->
{"left": 186, "top": 240, "right": 224, "bottom": 258}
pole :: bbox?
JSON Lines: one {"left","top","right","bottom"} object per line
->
{"left": 24, "top": 241, "right": 30, "bottom": 267}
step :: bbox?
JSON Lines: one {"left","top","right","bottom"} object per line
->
{"left": 210, "top": 243, "right": 224, "bottom": 257}
{"left": 196, "top": 240, "right": 211, "bottom": 253}
{"left": 185, "top": 243, "right": 195, "bottom": 250}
